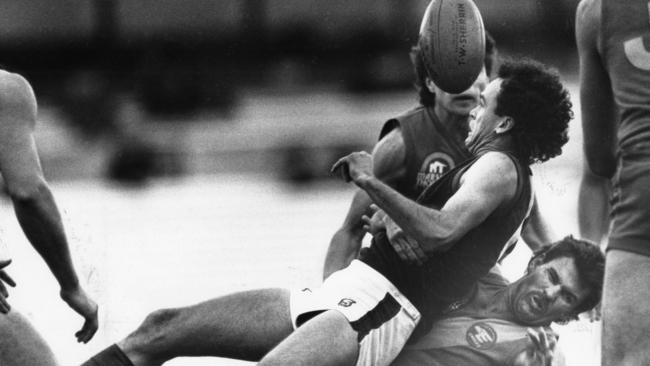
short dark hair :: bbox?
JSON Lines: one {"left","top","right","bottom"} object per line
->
{"left": 410, "top": 31, "right": 497, "bottom": 106}
{"left": 495, "top": 59, "right": 572, "bottom": 164}
{"left": 530, "top": 235, "right": 605, "bottom": 316}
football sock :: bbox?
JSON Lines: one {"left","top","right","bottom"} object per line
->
{"left": 80, "top": 344, "right": 135, "bottom": 366}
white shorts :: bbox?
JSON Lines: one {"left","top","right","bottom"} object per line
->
{"left": 290, "top": 260, "right": 421, "bottom": 366}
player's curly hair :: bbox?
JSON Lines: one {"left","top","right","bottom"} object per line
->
{"left": 528, "top": 235, "right": 605, "bottom": 317}
{"left": 411, "top": 32, "right": 497, "bottom": 106}
{"left": 495, "top": 59, "right": 572, "bottom": 164}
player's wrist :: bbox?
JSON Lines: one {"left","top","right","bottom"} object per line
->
{"left": 354, "top": 174, "right": 375, "bottom": 189}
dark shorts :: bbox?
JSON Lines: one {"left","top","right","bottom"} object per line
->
{"left": 608, "top": 147, "right": 650, "bottom": 256}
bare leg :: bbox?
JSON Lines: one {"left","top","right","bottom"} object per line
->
{"left": 0, "top": 310, "right": 58, "bottom": 366}
{"left": 601, "top": 250, "right": 650, "bottom": 365}
{"left": 119, "top": 288, "right": 294, "bottom": 366}
{"left": 260, "top": 310, "right": 359, "bottom": 366}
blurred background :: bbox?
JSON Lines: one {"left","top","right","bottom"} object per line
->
{"left": 0, "top": 0, "right": 581, "bottom": 184}
{"left": 0, "top": 1, "right": 598, "bottom": 365}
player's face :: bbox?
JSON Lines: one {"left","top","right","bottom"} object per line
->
{"left": 465, "top": 78, "right": 503, "bottom": 147}
{"left": 509, "top": 257, "right": 590, "bottom": 326}
{"left": 431, "top": 67, "right": 489, "bottom": 116}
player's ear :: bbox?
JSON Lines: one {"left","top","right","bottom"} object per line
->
{"left": 495, "top": 116, "right": 514, "bottom": 134}
{"left": 424, "top": 77, "right": 437, "bottom": 93}
{"left": 526, "top": 252, "right": 545, "bottom": 273}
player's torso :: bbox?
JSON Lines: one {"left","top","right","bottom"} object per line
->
{"left": 361, "top": 152, "right": 532, "bottom": 320}
{"left": 392, "top": 274, "right": 528, "bottom": 366}
{"left": 388, "top": 106, "right": 471, "bottom": 198}
{"left": 602, "top": 0, "right": 650, "bottom": 151}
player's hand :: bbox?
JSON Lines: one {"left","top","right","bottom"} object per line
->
{"left": 60, "top": 286, "right": 98, "bottom": 343}
{"left": 0, "top": 259, "right": 16, "bottom": 314}
{"left": 361, "top": 204, "right": 387, "bottom": 235}
{"left": 331, "top": 151, "right": 374, "bottom": 186}
{"left": 513, "top": 327, "right": 558, "bottom": 366}
{"left": 385, "top": 216, "right": 427, "bottom": 265}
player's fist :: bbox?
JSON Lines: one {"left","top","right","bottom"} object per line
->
{"left": 61, "top": 286, "right": 99, "bottom": 343}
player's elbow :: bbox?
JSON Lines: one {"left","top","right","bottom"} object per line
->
{"left": 584, "top": 142, "right": 616, "bottom": 178}
{"left": 6, "top": 178, "right": 50, "bottom": 204}
{"left": 585, "top": 155, "right": 616, "bottom": 179}
{"left": 335, "top": 220, "right": 367, "bottom": 242}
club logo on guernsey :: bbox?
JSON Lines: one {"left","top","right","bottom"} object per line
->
{"left": 416, "top": 152, "right": 455, "bottom": 189}
{"left": 466, "top": 322, "right": 497, "bottom": 350}
{"left": 338, "top": 298, "right": 356, "bottom": 307}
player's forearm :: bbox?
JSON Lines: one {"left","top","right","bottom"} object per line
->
{"left": 521, "top": 203, "right": 556, "bottom": 252}
{"left": 356, "top": 176, "right": 455, "bottom": 251}
{"left": 11, "top": 184, "right": 80, "bottom": 291}
{"left": 578, "top": 170, "right": 611, "bottom": 246}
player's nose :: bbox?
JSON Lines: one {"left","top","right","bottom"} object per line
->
{"left": 544, "top": 285, "right": 562, "bottom": 300}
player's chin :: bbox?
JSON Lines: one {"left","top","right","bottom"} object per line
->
{"left": 515, "top": 300, "right": 540, "bottom": 325}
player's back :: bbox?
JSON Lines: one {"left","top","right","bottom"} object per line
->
{"left": 602, "top": 0, "right": 650, "bottom": 151}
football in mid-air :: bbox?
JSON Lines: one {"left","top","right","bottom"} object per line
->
{"left": 418, "top": 0, "right": 486, "bottom": 94}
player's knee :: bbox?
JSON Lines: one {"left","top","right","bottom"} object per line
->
{"left": 123, "top": 308, "right": 181, "bottom": 356}
{"left": 139, "top": 307, "right": 180, "bottom": 340}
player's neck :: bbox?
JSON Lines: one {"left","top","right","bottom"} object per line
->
{"left": 462, "top": 283, "right": 511, "bottom": 320}
{"left": 469, "top": 134, "right": 516, "bottom": 158}
{"left": 478, "top": 287, "right": 512, "bottom": 319}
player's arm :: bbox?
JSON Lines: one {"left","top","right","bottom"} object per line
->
{"left": 333, "top": 151, "right": 516, "bottom": 253}
{"left": 521, "top": 195, "right": 556, "bottom": 252}
{"left": 576, "top": 0, "right": 615, "bottom": 246}
{"left": 0, "top": 71, "right": 97, "bottom": 342}
{"left": 577, "top": 0, "right": 617, "bottom": 178}
{"left": 323, "top": 127, "right": 406, "bottom": 279}
{"left": 578, "top": 164, "right": 611, "bottom": 247}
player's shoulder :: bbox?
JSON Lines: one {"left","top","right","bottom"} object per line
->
{"left": 0, "top": 70, "right": 35, "bottom": 106}
{"left": 576, "top": 0, "right": 601, "bottom": 35}
{"left": 465, "top": 151, "right": 519, "bottom": 187}
{"left": 577, "top": 0, "right": 600, "bottom": 18}
{"left": 475, "top": 151, "right": 518, "bottom": 172}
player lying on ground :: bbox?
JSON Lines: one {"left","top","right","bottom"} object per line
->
{"left": 389, "top": 235, "right": 603, "bottom": 366}
{"left": 82, "top": 236, "right": 603, "bottom": 366}
{"left": 82, "top": 58, "right": 573, "bottom": 366}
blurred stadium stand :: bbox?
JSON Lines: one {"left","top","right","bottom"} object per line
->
{"left": 0, "top": 0, "right": 580, "bottom": 184}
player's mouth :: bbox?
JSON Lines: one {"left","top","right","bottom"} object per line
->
{"left": 527, "top": 293, "right": 547, "bottom": 315}
{"left": 453, "top": 94, "right": 478, "bottom": 104}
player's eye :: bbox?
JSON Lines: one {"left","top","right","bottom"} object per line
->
{"left": 563, "top": 292, "right": 575, "bottom": 305}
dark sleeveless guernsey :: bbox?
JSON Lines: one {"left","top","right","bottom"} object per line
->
{"left": 359, "top": 151, "right": 532, "bottom": 339}
{"left": 380, "top": 105, "right": 471, "bottom": 200}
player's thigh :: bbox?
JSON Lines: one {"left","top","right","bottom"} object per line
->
{"left": 0, "top": 310, "right": 58, "bottom": 366}
{"left": 260, "top": 309, "right": 359, "bottom": 366}
{"left": 602, "top": 250, "right": 650, "bottom": 359}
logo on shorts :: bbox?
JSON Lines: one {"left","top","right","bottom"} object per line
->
{"left": 301, "top": 288, "right": 312, "bottom": 292}
{"left": 416, "top": 152, "right": 455, "bottom": 189}
{"left": 466, "top": 322, "right": 497, "bottom": 350}
{"left": 338, "top": 298, "right": 356, "bottom": 307}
